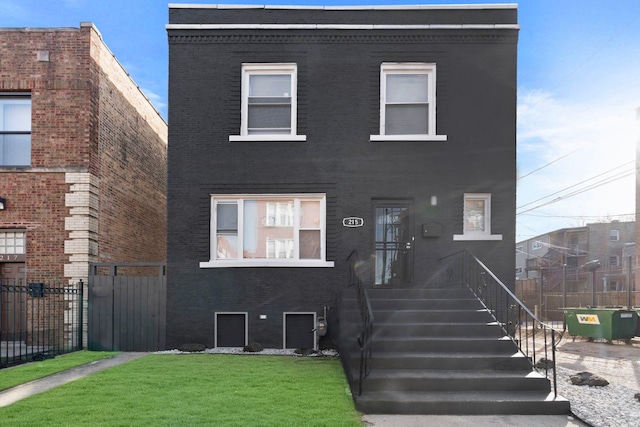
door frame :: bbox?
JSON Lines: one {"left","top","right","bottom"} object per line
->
{"left": 371, "top": 199, "right": 414, "bottom": 287}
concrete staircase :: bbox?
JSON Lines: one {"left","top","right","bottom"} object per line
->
{"left": 339, "top": 287, "right": 570, "bottom": 415}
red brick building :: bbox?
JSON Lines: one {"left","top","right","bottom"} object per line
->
{"left": 0, "top": 23, "right": 167, "bottom": 342}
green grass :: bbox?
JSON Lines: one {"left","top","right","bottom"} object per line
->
{"left": 0, "top": 351, "right": 118, "bottom": 391}
{"left": 0, "top": 354, "right": 362, "bottom": 427}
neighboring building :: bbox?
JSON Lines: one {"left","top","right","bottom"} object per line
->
{"left": 636, "top": 107, "right": 640, "bottom": 299}
{"left": 167, "top": 4, "right": 517, "bottom": 350}
{"left": 0, "top": 24, "right": 167, "bottom": 342}
{"left": 516, "top": 221, "right": 635, "bottom": 293}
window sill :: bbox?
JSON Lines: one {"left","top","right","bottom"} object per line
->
{"left": 453, "top": 234, "right": 503, "bottom": 241}
{"left": 200, "top": 259, "right": 335, "bottom": 268}
{"left": 370, "top": 134, "right": 447, "bottom": 142}
{"left": 229, "top": 135, "right": 307, "bottom": 142}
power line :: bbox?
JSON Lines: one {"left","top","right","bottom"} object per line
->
{"left": 516, "top": 168, "right": 634, "bottom": 216}
{"left": 517, "top": 160, "right": 634, "bottom": 210}
{"left": 517, "top": 148, "right": 581, "bottom": 181}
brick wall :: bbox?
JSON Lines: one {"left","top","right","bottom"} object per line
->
{"left": 88, "top": 23, "right": 167, "bottom": 264}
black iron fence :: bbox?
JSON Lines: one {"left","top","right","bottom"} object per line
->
{"left": 1, "top": 280, "right": 83, "bottom": 368}
{"left": 439, "top": 250, "right": 561, "bottom": 398}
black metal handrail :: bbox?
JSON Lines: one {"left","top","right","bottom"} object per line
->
{"left": 439, "top": 249, "right": 560, "bottom": 398}
{"left": 347, "top": 250, "right": 374, "bottom": 396}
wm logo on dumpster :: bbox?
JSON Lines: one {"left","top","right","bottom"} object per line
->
{"left": 576, "top": 314, "right": 600, "bottom": 325}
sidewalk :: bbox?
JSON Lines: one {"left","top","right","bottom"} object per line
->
{"left": 0, "top": 352, "right": 146, "bottom": 408}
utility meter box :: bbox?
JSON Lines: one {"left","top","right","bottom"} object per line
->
{"left": 422, "top": 223, "right": 442, "bottom": 237}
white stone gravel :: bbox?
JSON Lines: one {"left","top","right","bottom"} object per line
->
{"left": 556, "top": 366, "right": 640, "bottom": 427}
{"left": 154, "top": 347, "right": 339, "bottom": 357}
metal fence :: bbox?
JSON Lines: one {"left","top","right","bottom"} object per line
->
{"left": 0, "top": 280, "right": 83, "bottom": 368}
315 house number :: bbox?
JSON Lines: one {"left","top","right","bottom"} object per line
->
{"left": 342, "top": 217, "right": 364, "bottom": 228}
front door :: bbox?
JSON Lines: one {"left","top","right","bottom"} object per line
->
{"left": 374, "top": 204, "right": 413, "bottom": 286}
{"left": 0, "top": 263, "right": 26, "bottom": 338}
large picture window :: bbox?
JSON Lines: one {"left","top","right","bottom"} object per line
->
{"left": 201, "top": 194, "right": 333, "bottom": 268}
{"left": 230, "top": 63, "right": 305, "bottom": 142}
{"left": 370, "top": 63, "right": 445, "bottom": 142}
{"left": 0, "top": 94, "right": 31, "bottom": 166}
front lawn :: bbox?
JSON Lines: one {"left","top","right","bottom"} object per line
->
{"left": 0, "top": 354, "right": 362, "bottom": 427}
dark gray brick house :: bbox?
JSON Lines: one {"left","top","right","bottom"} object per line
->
{"left": 167, "top": 1, "right": 517, "bottom": 348}
{"left": 166, "top": 4, "right": 567, "bottom": 415}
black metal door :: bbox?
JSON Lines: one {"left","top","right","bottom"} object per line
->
{"left": 374, "top": 204, "right": 413, "bottom": 286}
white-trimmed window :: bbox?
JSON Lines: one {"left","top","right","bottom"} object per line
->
{"left": 609, "top": 230, "right": 619, "bottom": 241}
{"left": 532, "top": 240, "right": 543, "bottom": 250}
{"left": 453, "top": 193, "right": 502, "bottom": 241}
{"left": 370, "top": 63, "right": 446, "bottom": 142}
{"left": 201, "top": 194, "right": 333, "bottom": 268}
{"left": 229, "top": 63, "right": 305, "bottom": 142}
{"left": 609, "top": 256, "right": 619, "bottom": 267}
{"left": 0, "top": 93, "right": 31, "bottom": 166}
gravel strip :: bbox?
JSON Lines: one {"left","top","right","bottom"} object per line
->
{"left": 154, "top": 347, "right": 338, "bottom": 357}
{"left": 556, "top": 366, "right": 640, "bottom": 427}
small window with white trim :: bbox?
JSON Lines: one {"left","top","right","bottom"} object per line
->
{"left": 453, "top": 193, "right": 502, "bottom": 241}
{"left": 370, "top": 63, "right": 446, "bottom": 142}
{"left": 609, "top": 230, "right": 619, "bottom": 241}
{"left": 230, "top": 63, "right": 305, "bottom": 142}
{"left": 201, "top": 194, "right": 333, "bottom": 268}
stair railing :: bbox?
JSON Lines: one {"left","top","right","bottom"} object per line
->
{"left": 347, "top": 250, "right": 374, "bottom": 396}
{"left": 439, "top": 249, "right": 561, "bottom": 398}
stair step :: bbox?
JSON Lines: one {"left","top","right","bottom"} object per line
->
{"left": 354, "top": 391, "right": 571, "bottom": 415}
{"left": 366, "top": 288, "right": 476, "bottom": 299}
{"left": 373, "top": 322, "right": 504, "bottom": 338}
{"left": 361, "top": 369, "right": 550, "bottom": 392}
{"left": 373, "top": 336, "right": 517, "bottom": 353}
{"left": 344, "top": 309, "right": 495, "bottom": 323}
{"left": 365, "top": 298, "right": 484, "bottom": 310}
{"left": 368, "top": 352, "right": 532, "bottom": 370}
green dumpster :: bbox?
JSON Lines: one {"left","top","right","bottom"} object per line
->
{"left": 564, "top": 308, "right": 637, "bottom": 340}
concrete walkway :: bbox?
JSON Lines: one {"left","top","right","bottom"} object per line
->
{"left": 0, "top": 352, "right": 146, "bottom": 408}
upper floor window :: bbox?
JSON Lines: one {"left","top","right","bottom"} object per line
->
{"left": 230, "top": 64, "right": 305, "bottom": 142}
{"left": 0, "top": 94, "right": 31, "bottom": 166}
{"left": 370, "top": 63, "right": 446, "bottom": 142}
{"left": 200, "top": 194, "right": 333, "bottom": 268}
{"left": 609, "top": 256, "right": 619, "bottom": 267}
{"left": 453, "top": 193, "right": 502, "bottom": 241}
{"left": 609, "top": 230, "right": 620, "bottom": 241}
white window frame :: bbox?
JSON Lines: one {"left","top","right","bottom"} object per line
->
{"left": 532, "top": 240, "right": 543, "bottom": 250}
{"left": 0, "top": 93, "right": 32, "bottom": 166}
{"left": 229, "top": 63, "right": 306, "bottom": 142}
{"left": 453, "top": 193, "right": 502, "bottom": 241}
{"left": 200, "top": 194, "right": 334, "bottom": 268}
{"left": 370, "top": 62, "right": 446, "bottom": 142}
{"left": 609, "top": 256, "right": 619, "bottom": 267}
{"left": 609, "top": 230, "right": 620, "bottom": 241}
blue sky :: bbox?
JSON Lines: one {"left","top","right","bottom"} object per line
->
{"left": 1, "top": 0, "right": 638, "bottom": 241}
